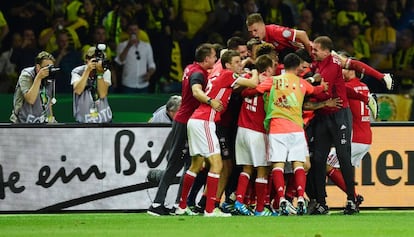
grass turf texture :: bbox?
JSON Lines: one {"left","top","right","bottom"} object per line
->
{"left": 1, "top": 210, "right": 412, "bottom": 237}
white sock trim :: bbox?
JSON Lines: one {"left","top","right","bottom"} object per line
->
{"left": 186, "top": 170, "right": 197, "bottom": 177}
{"left": 208, "top": 172, "right": 220, "bottom": 179}
{"left": 255, "top": 178, "right": 268, "bottom": 184}
{"left": 240, "top": 172, "right": 250, "bottom": 180}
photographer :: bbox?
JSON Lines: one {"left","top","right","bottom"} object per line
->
{"left": 71, "top": 46, "right": 112, "bottom": 123}
{"left": 10, "top": 51, "right": 58, "bottom": 123}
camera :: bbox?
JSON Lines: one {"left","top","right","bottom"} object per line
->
{"left": 95, "top": 43, "right": 111, "bottom": 71}
{"left": 46, "top": 65, "right": 60, "bottom": 80}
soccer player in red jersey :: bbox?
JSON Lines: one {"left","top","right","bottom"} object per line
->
{"left": 147, "top": 43, "right": 221, "bottom": 216}
{"left": 176, "top": 50, "right": 259, "bottom": 217}
{"left": 233, "top": 54, "right": 275, "bottom": 216}
{"left": 246, "top": 13, "right": 312, "bottom": 57}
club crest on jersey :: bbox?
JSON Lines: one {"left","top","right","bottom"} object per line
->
{"left": 282, "top": 29, "right": 292, "bottom": 38}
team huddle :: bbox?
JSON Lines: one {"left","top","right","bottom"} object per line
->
{"left": 147, "top": 13, "right": 393, "bottom": 217}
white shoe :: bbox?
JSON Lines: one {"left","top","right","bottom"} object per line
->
{"left": 204, "top": 207, "right": 232, "bottom": 217}
{"left": 285, "top": 200, "right": 297, "bottom": 215}
{"left": 383, "top": 73, "right": 393, "bottom": 90}
{"left": 368, "top": 93, "right": 378, "bottom": 119}
{"left": 175, "top": 206, "right": 198, "bottom": 216}
{"left": 296, "top": 197, "right": 307, "bottom": 215}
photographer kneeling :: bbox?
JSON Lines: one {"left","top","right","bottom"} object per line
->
{"left": 71, "top": 46, "right": 112, "bottom": 123}
{"left": 10, "top": 51, "right": 58, "bottom": 123}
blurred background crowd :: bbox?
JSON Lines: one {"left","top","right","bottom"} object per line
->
{"left": 1, "top": 0, "right": 414, "bottom": 96}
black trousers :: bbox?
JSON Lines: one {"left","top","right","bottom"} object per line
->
{"left": 153, "top": 121, "right": 191, "bottom": 205}
{"left": 306, "top": 108, "right": 355, "bottom": 204}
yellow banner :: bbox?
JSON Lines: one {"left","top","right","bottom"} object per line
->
{"left": 376, "top": 94, "right": 412, "bottom": 121}
{"left": 326, "top": 126, "right": 414, "bottom": 208}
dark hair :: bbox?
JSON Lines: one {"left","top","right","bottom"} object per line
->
{"left": 255, "top": 54, "right": 273, "bottom": 73}
{"left": 221, "top": 50, "right": 240, "bottom": 68}
{"left": 194, "top": 43, "right": 215, "bottom": 62}
{"left": 295, "top": 48, "right": 312, "bottom": 63}
{"left": 283, "top": 53, "right": 301, "bottom": 70}
{"left": 255, "top": 43, "right": 277, "bottom": 58}
{"left": 212, "top": 43, "right": 225, "bottom": 58}
{"left": 227, "top": 36, "right": 247, "bottom": 50}
{"left": 254, "top": 43, "right": 278, "bottom": 64}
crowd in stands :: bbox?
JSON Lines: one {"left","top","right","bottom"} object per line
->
{"left": 0, "top": 0, "right": 414, "bottom": 95}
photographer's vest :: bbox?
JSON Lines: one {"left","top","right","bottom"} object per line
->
{"left": 72, "top": 65, "right": 112, "bottom": 123}
{"left": 11, "top": 67, "right": 53, "bottom": 123}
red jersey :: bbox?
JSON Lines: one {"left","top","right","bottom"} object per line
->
{"left": 238, "top": 73, "right": 266, "bottom": 133}
{"left": 238, "top": 94, "right": 266, "bottom": 133}
{"left": 265, "top": 25, "right": 297, "bottom": 53}
{"left": 312, "top": 55, "right": 349, "bottom": 114}
{"left": 209, "top": 59, "right": 233, "bottom": 126}
{"left": 174, "top": 63, "right": 209, "bottom": 124}
{"left": 345, "top": 78, "right": 372, "bottom": 144}
{"left": 191, "top": 69, "right": 239, "bottom": 122}
{"left": 275, "top": 63, "right": 285, "bottom": 75}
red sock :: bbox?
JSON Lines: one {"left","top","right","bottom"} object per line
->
{"left": 249, "top": 181, "right": 256, "bottom": 206}
{"left": 284, "top": 173, "right": 296, "bottom": 200}
{"left": 328, "top": 168, "right": 347, "bottom": 193}
{"left": 235, "top": 172, "right": 250, "bottom": 203}
{"left": 266, "top": 173, "right": 273, "bottom": 205}
{"left": 205, "top": 172, "right": 220, "bottom": 213}
{"left": 244, "top": 180, "right": 254, "bottom": 205}
{"left": 179, "top": 170, "right": 197, "bottom": 209}
{"left": 294, "top": 167, "right": 306, "bottom": 197}
{"left": 272, "top": 168, "right": 285, "bottom": 203}
{"left": 348, "top": 59, "right": 384, "bottom": 81}
{"left": 255, "top": 178, "right": 267, "bottom": 212}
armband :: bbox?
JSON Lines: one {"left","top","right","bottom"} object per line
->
{"left": 97, "top": 73, "right": 104, "bottom": 80}
{"left": 207, "top": 98, "right": 212, "bottom": 105}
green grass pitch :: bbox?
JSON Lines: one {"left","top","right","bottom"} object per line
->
{"left": 1, "top": 210, "right": 412, "bottom": 237}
